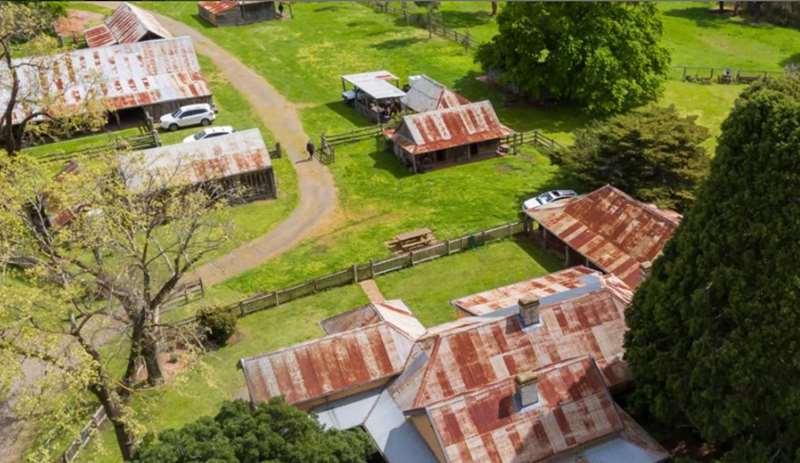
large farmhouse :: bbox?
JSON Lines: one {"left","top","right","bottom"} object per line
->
{"left": 0, "top": 36, "right": 211, "bottom": 128}
{"left": 525, "top": 185, "right": 681, "bottom": 289}
{"left": 120, "top": 128, "right": 276, "bottom": 200}
{"left": 84, "top": 2, "right": 172, "bottom": 48}
{"left": 198, "top": 1, "right": 282, "bottom": 27}
{"left": 240, "top": 272, "right": 669, "bottom": 463}
{"left": 386, "top": 100, "right": 513, "bottom": 172}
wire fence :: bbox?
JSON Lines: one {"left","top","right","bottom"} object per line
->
{"left": 669, "top": 65, "right": 784, "bottom": 84}
{"left": 368, "top": 1, "right": 480, "bottom": 51}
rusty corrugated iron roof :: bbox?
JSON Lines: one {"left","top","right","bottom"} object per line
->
{"left": 397, "top": 272, "right": 633, "bottom": 410}
{"left": 450, "top": 266, "right": 598, "bottom": 316}
{"left": 85, "top": 2, "right": 172, "bottom": 48}
{"left": 320, "top": 300, "right": 427, "bottom": 340}
{"left": 426, "top": 357, "right": 668, "bottom": 463}
{"left": 1, "top": 36, "right": 210, "bottom": 125}
{"left": 392, "top": 100, "right": 512, "bottom": 155}
{"left": 241, "top": 321, "right": 414, "bottom": 406}
{"left": 526, "top": 185, "right": 681, "bottom": 289}
{"left": 199, "top": 0, "right": 240, "bottom": 15}
{"left": 120, "top": 128, "right": 270, "bottom": 192}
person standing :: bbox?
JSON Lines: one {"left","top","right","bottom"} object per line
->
{"left": 306, "top": 140, "right": 316, "bottom": 161}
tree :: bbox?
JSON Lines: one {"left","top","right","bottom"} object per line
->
{"left": 0, "top": 3, "right": 106, "bottom": 156}
{"left": 0, "top": 151, "right": 234, "bottom": 460}
{"left": 132, "top": 399, "right": 375, "bottom": 463}
{"left": 624, "top": 77, "right": 800, "bottom": 461}
{"left": 552, "top": 105, "right": 710, "bottom": 211}
{"left": 490, "top": 1, "right": 498, "bottom": 16}
{"left": 476, "top": 2, "right": 670, "bottom": 115}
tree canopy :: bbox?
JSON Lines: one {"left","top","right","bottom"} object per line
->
{"left": 553, "top": 105, "right": 710, "bottom": 211}
{"left": 624, "top": 77, "right": 800, "bottom": 461}
{"left": 132, "top": 399, "right": 376, "bottom": 463}
{"left": 476, "top": 2, "right": 670, "bottom": 114}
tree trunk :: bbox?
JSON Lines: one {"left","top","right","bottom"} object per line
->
{"left": 490, "top": 1, "right": 498, "bottom": 16}
{"left": 142, "top": 330, "right": 163, "bottom": 386}
{"left": 89, "top": 382, "right": 137, "bottom": 461}
{"left": 718, "top": 1, "right": 724, "bottom": 13}
{"left": 122, "top": 317, "right": 145, "bottom": 388}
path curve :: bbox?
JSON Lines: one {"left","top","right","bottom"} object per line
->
{"left": 107, "top": 4, "right": 338, "bottom": 286}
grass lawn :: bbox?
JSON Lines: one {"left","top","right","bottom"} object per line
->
{"left": 74, "top": 237, "right": 553, "bottom": 462}
{"left": 67, "top": 2, "right": 113, "bottom": 15}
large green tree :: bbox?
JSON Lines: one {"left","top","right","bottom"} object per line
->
{"left": 476, "top": 2, "right": 670, "bottom": 114}
{"left": 553, "top": 105, "right": 710, "bottom": 211}
{"left": 132, "top": 399, "right": 375, "bottom": 463}
{"left": 624, "top": 77, "right": 800, "bottom": 461}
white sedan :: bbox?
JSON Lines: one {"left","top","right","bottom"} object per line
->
{"left": 183, "top": 126, "right": 235, "bottom": 143}
{"left": 522, "top": 190, "right": 577, "bottom": 211}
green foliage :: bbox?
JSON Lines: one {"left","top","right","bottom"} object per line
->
{"left": 476, "top": 2, "right": 670, "bottom": 114}
{"left": 553, "top": 105, "right": 710, "bottom": 211}
{"left": 132, "top": 399, "right": 374, "bottom": 463}
{"left": 624, "top": 76, "right": 800, "bottom": 462}
{"left": 197, "top": 305, "right": 238, "bottom": 346}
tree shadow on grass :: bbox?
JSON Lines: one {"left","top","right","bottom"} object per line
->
{"left": 779, "top": 52, "right": 800, "bottom": 67}
{"left": 366, "top": 144, "right": 414, "bottom": 180}
{"left": 439, "top": 10, "right": 494, "bottom": 29}
{"left": 323, "top": 101, "right": 374, "bottom": 128}
{"left": 370, "top": 37, "right": 425, "bottom": 50}
{"left": 662, "top": 6, "right": 770, "bottom": 30}
{"left": 314, "top": 5, "right": 341, "bottom": 12}
{"left": 511, "top": 235, "right": 564, "bottom": 273}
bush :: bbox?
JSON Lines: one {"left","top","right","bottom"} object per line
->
{"left": 197, "top": 305, "right": 237, "bottom": 346}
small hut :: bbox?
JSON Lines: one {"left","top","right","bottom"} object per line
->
{"left": 84, "top": 2, "right": 172, "bottom": 48}
{"left": 120, "top": 128, "right": 277, "bottom": 200}
{"left": 401, "top": 75, "right": 469, "bottom": 113}
{"left": 341, "top": 71, "right": 406, "bottom": 123}
{"left": 198, "top": 1, "right": 282, "bottom": 26}
{"left": 385, "top": 100, "right": 512, "bottom": 173}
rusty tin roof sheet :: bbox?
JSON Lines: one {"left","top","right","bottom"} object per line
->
{"left": 241, "top": 322, "right": 413, "bottom": 406}
{"left": 402, "top": 75, "right": 469, "bottom": 113}
{"left": 527, "top": 185, "right": 681, "bottom": 289}
{"left": 393, "top": 100, "right": 512, "bottom": 155}
{"left": 320, "top": 300, "right": 427, "bottom": 340}
{"left": 2, "top": 36, "right": 210, "bottom": 125}
{"left": 85, "top": 2, "right": 172, "bottom": 48}
{"left": 451, "top": 266, "right": 599, "bottom": 316}
{"left": 397, "top": 272, "right": 633, "bottom": 410}
{"left": 198, "top": 0, "right": 240, "bottom": 15}
{"left": 120, "top": 128, "right": 271, "bottom": 192}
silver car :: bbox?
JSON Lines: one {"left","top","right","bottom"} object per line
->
{"left": 522, "top": 189, "right": 577, "bottom": 211}
{"left": 159, "top": 103, "right": 216, "bottom": 131}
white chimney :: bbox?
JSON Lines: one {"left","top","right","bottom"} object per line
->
{"left": 518, "top": 295, "right": 540, "bottom": 327}
{"left": 515, "top": 371, "right": 539, "bottom": 408}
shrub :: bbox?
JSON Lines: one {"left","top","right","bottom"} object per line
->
{"left": 197, "top": 305, "right": 237, "bottom": 346}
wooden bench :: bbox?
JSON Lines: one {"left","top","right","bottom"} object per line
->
{"left": 386, "top": 228, "right": 438, "bottom": 254}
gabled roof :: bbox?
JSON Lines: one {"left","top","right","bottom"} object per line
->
{"left": 395, "top": 272, "right": 633, "bottom": 410}
{"left": 392, "top": 100, "right": 513, "bottom": 155}
{"left": 321, "top": 299, "right": 427, "bottom": 340}
{"left": 85, "top": 2, "right": 171, "bottom": 48}
{"left": 199, "top": 1, "right": 273, "bottom": 15}
{"left": 527, "top": 185, "right": 681, "bottom": 289}
{"left": 1, "top": 36, "right": 210, "bottom": 125}
{"left": 402, "top": 75, "right": 469, "bottom": 113}
{"left": 451, "top": 266, "right": 598, "bottom": 316}
{"left": 426, "top": 357, "right": 668, "bottom": 463}
{"left": 342, "top": 70, "right": 405, "bottom": 100}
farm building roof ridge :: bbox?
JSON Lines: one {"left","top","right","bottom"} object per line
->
{"left": 84, "top": 2, "right": 172, "bottom": 48}
{"left": 402, "top": 75, "right": 469, "bottom": 113}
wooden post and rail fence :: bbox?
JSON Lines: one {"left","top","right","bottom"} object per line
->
{"left": 368, "top": 1, "right": 478, "bottom": 52}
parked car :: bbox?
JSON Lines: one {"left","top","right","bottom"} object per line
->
{"left": 522, "top": 189, "right": 577, "bottom": 211}
{"left": 183, "top": 126, "right": 235, "bottom": 143}
{"left": 160, "top": 103, "right": 216, "bottom": 131}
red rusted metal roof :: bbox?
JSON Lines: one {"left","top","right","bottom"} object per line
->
{"left": 85, "top": 2, "right": 171, "bottom": 48}
{"left": 241, "top": 321, "right": 415, "bottom": 406}
{"left": 198, "top": 0, "right": 240, "bottom": 15}
{"left": 321, "top": 300, "right": 427, "bottom": 340}
{"left": 2, "top": 37, "right": 210, "bottom": 124}
{"left": 392, "top": 100, "right": 513, "bottom": 155}
{"left": 427, "top": 357, "right": 623, "bottom": 462}
{"left": 399, "top": 273, "right": 633, "bottom": 410}
{"left": 527, "top": 185, "right": 681, "bottom": 289}
{"left": 451, "top": 266, "right": 598, "bottom": 316}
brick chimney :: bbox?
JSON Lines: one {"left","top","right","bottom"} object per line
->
{"left": 515, "top": 371, "right": 539, "bottom": 408}
{"left": 518, "top": 295, "right": 540, "bottom": 327}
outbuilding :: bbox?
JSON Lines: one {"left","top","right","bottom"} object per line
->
{"left": 198, "top": 1, "right": 282, "bottom": 27}
{"left": 84, "top": 2, "right": 172, "bottom": 48}
{"left": 120, "top": 128, "right": 277, "bottom": 200}
{"left": 341, "top": 70, "right": 406, "bottom": 123}
{"left": 401, "top": 74, "right": 469, "bottom": 113}
{"left": 386, "top": 100, "right": 512, "bottom": 172}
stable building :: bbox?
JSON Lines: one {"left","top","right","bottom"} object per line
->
{"left": 240, "top": 274, "right": 669, "bottom": 463}
{"left": 84, "top": 2, "right": 172, "bottom": 48}
{"left": 198, "top": 1, "right": 281, "bottom": 27}
{"left": 525, "top": 185, "right": 681, "bottom": 289}
{"left": 386, "top": 100, "right": 513, "bottom": 173}
{"left": 401, "top": 75, "right": 469, "bottom": 113}
{"left": 120, "top": 128, "right": 276, "bottom": 200}
{"left": 0, "top": 36, "right": 212, "bottom": 129}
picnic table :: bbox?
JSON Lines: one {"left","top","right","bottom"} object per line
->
{"left": 386, "top": 228, "right": 438, "bottom": 254}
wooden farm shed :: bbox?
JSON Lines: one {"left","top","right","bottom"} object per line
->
{"left": 0, "top": 36, "right": 212, "bottom": 128}
{"left": 386, "top": 100, "right": 512, "bottom": 173}
{"left": 198, "top": 1, "right": 281, "bottom": 26}
{"left": 401, "top": 74, "right": 469, "bottom": 113}
{"left": 84, "top": 2, "right": 172, "bottom": 48}
{"left": 526, "top": 184, "right": 682, "bottom": 289}
{"left": 341, "top": 70, "right": 406, "bottom": 123}
{"left": 120, "top": 128, "right": 276, "bottom": 200}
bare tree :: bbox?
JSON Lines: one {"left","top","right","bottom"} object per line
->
{"left": 0, "top": 150, "right": 234, "bottom": 460}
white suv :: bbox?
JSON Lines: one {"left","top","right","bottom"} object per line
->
{"left": 159, "top": 103, "right": 216, "bottom": 131}
{"left": 183, "top": 126, "right": 235, "bottom": 143}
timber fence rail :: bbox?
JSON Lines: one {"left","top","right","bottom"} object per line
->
{"left": 368, "top": 1, "right": 480, "bottom": 51}
{"left": 669, "top": 65, "right": 785, "bottom": 83}
{"left": 33, "top": 130, "right": 161, "bottom": 164}
{"left": 60, "top": 406, "right": 106, "bottom": 463}
{"left": 504, "top": 130, "right": 565, "bottom": 156}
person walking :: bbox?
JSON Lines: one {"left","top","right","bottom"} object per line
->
{"left": 306, "top": 140, "right": 316, "bottom": 161}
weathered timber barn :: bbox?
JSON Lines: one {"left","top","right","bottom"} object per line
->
{"left": 401, "top": 74, "right": 469, "bottom": 113}
{"left": 84, "top": 2, "right": 172, "bottom": 48}
{"left": 120, "top": 128, "right": 276, "bottom": 200}
{"left": 386, "top": 100, "right": 513, "bottom": 172}
{"left": 0, "top": 36, "right": 212, "bottom": 129}
{"left": 198, "top": 1, "right": 280, "bottom": 26}
{"left": 526, "top": 185, "right": 682, "bottom": 289}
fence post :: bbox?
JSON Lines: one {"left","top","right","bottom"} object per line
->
{"left": 274, "top": 291, "right": 279, "bottom": 306}
{"left": 464, "top": 31, "right": 471, "bottom": 52}
{"left": 370, "top": 259, "right": 375, "bottom": 278}
{"left": 410, "top": 251, "right": 416, "bottom": 266}
{"left": 352, "top": 264, "right": 358, "bottom": 282}
{"left": 446, "top": 239, "right": 451, "bottom": 255}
